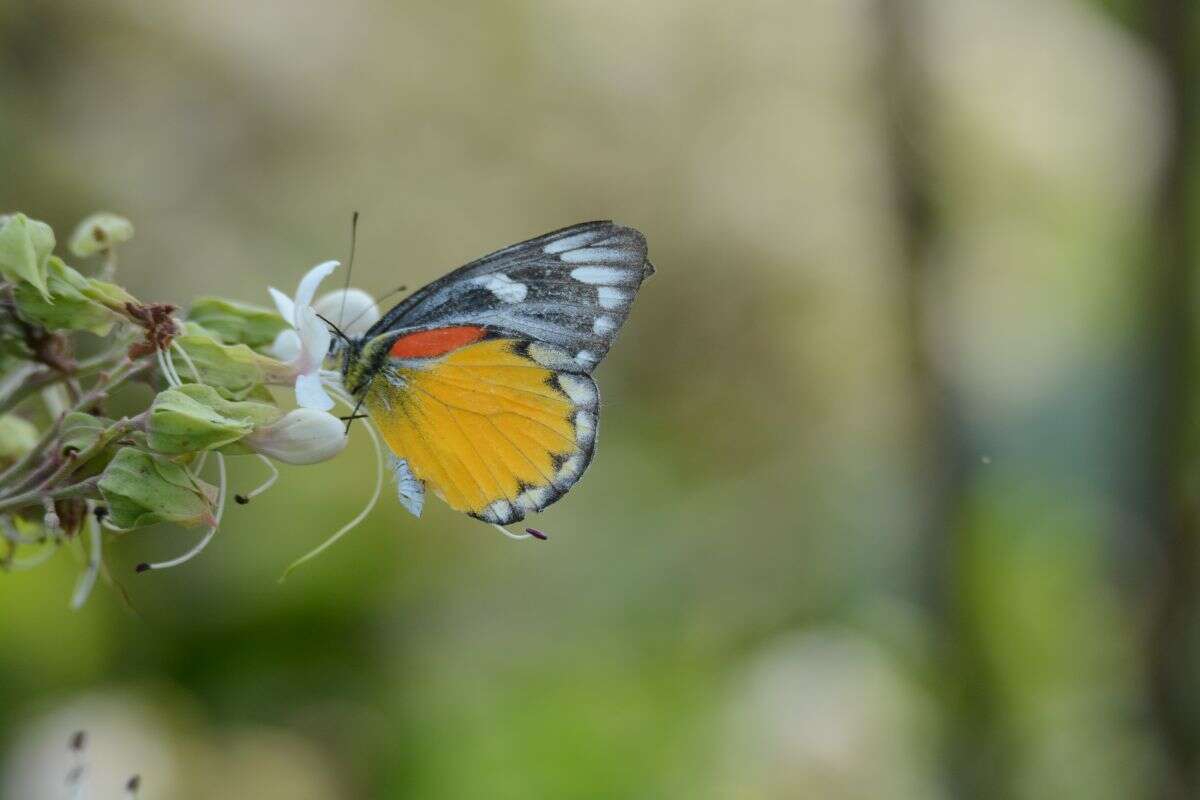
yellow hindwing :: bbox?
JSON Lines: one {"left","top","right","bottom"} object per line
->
{"left": 365, "top": 338, "right": 599, "bottom": 524}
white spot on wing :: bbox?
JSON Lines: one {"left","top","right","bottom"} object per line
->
{"left": 593, "top": 316, "right": 616, "bottom": 336}
{"left": 543, "top": 231, "right": 599, "bottom": 254}
{"left": 478, "top": 499, "right": 517, "bottom": 524}
{"left": 560, "top": 248, "right": 627, "bottom": 264}
{"left": 529, "top": 343, "right": 577, "bottom": 370}
{"left": 576, "top": 350, "right": 597, "bottom": 367}
{"left": 574, "top": 410, "right": 595, "bottom": 443}
{"left": 473, "top": 273, "right": 527, "bottom": 303}
{"left": 558, "top": 453, "right": 585, "bottom": 480}
{"left": 570, "top": 266, "right": 628, "bottom": 285}
{"left": 516, "top": 484, "right": 555, "bottom": 513}
{"left": 557, "top": 374, "right": 597, "bottom": 406}
{"left": 598, "top": 286, "right": 626, "bottom": 309}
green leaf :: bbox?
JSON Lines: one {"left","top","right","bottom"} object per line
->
{"left": 0, "top": 213, "right": 55, "bottom": 300}
{"left": 98, "top": 447, "right": 217, "bottom": 529}
{"left": 12, "top": 257, "right": 123, "bottom": 334}
{"left": 187, "top": 297, "right": 289, "bottom": 349}
{"left": 148, "top": 384, "right": 281, "bottom": 454}
{"left": 175, "top": 332, "right": 289, "bottom": 400}
{"left": 68, "top": 213, "right": 134, "bottom": 257}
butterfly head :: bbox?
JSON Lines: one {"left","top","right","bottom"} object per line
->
{"left": 338, "top": 329, "right": 395, "bottom": 397}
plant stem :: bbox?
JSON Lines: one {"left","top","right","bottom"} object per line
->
{"left": 0, "top": 477, "right": 100, "bottom": 515}
{"left": 99, "top": 248, "right": 117, "bottom": 282}
{"left": 0, "top": 358, "right": 147, "bottom": 493}
{"left": 3, "top": 459, "right": 57, "bottom": 500}
{"left": 0, "top": 342, "right": 133, "bottom": 416}
{"left": 0, "top": 363, "right": 37, "bottom": 407}
{"left": 1145, "top": 1, "right": 1199, "bottom": 795}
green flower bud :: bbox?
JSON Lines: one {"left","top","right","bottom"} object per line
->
{"left": 186, "top": 297, "right": 288, "bottom": 349}
{"left": 148, "top": 390, "right": 251, "bottom": 454}
{"left": 148, "top": 384, "right": 282, "bottom": 454}
{"left": 59, "top": 412, "right": 133, "bottom": 479}
{"left": 98, "top": 447, "right": 217, "bottom": 529}
{"left": 0, "top": 213, "right": 54, "bottom": 300}
{"left": 174, "top": 331, "right": 291, "bottom": 400}
{"left": 0, "top": 414, "right": 38, "bottom": 464}
{"left": 68, "top": 213, "right": 134, "bottom": 257}
{"left": 242, "top": 407, "right": 347, "bottom": 464}
{"left": 60, "top": 411, "right": 109, "bottom": 455}
{"left": 12, "top": 257, "right": 133, "bottom": 335}
{"left": 80, "top": 273, "right": 139, "bottom": 314}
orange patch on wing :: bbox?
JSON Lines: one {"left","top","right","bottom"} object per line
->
{"left": 389, "top": 325, "right": 487, "bottom": 359}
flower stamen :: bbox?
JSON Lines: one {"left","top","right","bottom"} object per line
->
{"left": 234, "top": 454, "right": 279, "bottom": 505}
{"left": 171, "top": 340, "right": 202, "bottom": 383}
{"left": 136, "top": 453, "right": 226, "bottom": 573}
{"left": 69, "top": 503, "right": 102, "bottom": 610}
{"left": 280, "top": 400, "right": 384, "bottom": 581}
{"left": 156, "top": 347, "right": 181, "bottom": 388}
{"left": 7, "top": 537, "right": 59, "bottom": 570}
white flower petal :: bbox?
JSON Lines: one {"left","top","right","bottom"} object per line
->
{"left": 246, "top": 408, "right": 347, "bottom": 464}
{"left": 294, "top": 260, "right": 339, "bottom": 318}
{"left": 270, "top": 328, "right": 301, "bottom": 362}
{"left": 313, "top": 288, "right": 380, "bottom": 338}
{"left": 294, "top": 372, "right": 334, "bottom": 411}
{"left": 295, "top": 306, "right": 333, "bottom": 370}
{"left": 268, "top": 286, "right": 295, "bottom": 323}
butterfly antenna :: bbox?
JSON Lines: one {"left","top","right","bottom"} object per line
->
{"left": 339, "top": 211, "right": 359, "bottom": 326}
{"left": 344, "top": 282, "right": 408, "bottom": 331}
{"left": 314, "top": 312, "right": 353, "bottom": 345}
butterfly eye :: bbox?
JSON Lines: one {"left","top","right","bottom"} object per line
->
{"left": 314, "top": 312, "right": 354, "bottom": 352}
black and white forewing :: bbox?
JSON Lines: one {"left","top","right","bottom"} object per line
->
{"left": 366, "top": 221, "right": 653, "bottom": 369}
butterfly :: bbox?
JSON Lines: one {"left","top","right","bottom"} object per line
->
{"left": 335, "top": 221, "right": 653, "bottom": 526}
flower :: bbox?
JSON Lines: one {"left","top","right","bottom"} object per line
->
{"left": 269, "top": 261, "right": 339, "bottom": 410}
{"left": 243, "top": 407, "right": 349, "bottom": 465}
{"left": 68, "top": 212, "right": 134, "bottom": 257}
{"left": 267, "top": 261, "right": 380, "bottom": 411}
{"left": 98, "top": 447, "right": 219, "bottom": 529}
{"left": 0, "top": 213, "right": 55, "bottom": 300}
{"left": 314, "top": 288, "right": 380, "bottom": 339}
{"left": 146, "top": 384, "right": 281, "bottom": 455}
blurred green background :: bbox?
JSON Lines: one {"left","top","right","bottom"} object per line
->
{"left": 2, "top": 0, "right": 1199, "bottom": 797}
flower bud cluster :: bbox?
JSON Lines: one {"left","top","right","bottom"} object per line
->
{"left": 0, "top": 211, "right": 375, "bottom": 603}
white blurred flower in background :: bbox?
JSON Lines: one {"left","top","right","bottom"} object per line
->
{"left": 2, "top": 689, "right": 345, "bottom": 800}
{"left": 714, "top": 629, "right": 942, "bottom": 800}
